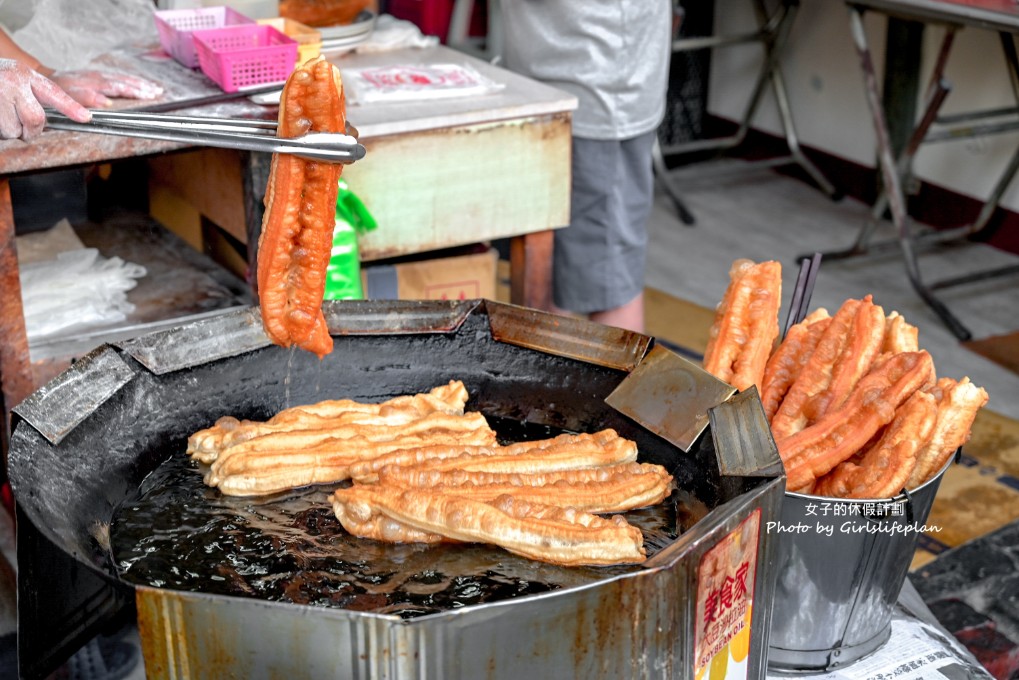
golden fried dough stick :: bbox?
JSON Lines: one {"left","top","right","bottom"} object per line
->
{"left": 211, "top": 411, "right": 495, "bottom": 468}
{"left": 210, "top": 423, "right": 497, "bottom": 480}
{"left": 730, "top": 261, "right": 783, "bottom": 392}
{"left": 906, "top": 377, "right": 989, "bottom": 489}
{"left": 813, "top": 390, "right": 937, "bottom": 498}
{"left": 770, "top": 297, "right": 885, "bottom": 439}
{"left": 187, "top": 381, "right": 470, "bottom": 463}
{"left": 703, "top": 259, "right": 756, "bottom": 385}
{"left": 760, "top": 312, "right": 831, "bottom": 422}
{"left": 405, "top": 429, "right": 638, "bottom": 476}
{"left": 810, "top": 296, "right": 886, "bottom": 419}
{"left": 257, "top": 57, "right": 346, "bottom": 357}
{"left": 215, "top": 463, "right": 362, "bottom": 496}
{"left": 702, "top": 259, "right": 783, "bottom": 392}
{"left": 190, "top": 410, "right": 452, "bottom": 466}
{"left": 882, "top": 311, "right": 920, "bottom": 354}
{"left": 801, "top": 308, "right": 832, "bottom": 325}
{"left": 376, "top": 462, "right": 674, "bottom": 514}
{"left": 770, "top": 299, "right": 861, "bottom": 438}
{"left": 779, "top": 350, "right": 934, "bottom": 492}
{"left": 331, "top": 486, "right": 647, "bottom": 566}
{"left": 207, "top": 421, "right": 499, "bottom": 495}
{"left": 273, "top": 380, "right": 468, "bottom": 424}
{"left": 348, "top": 430, "right": 630, "bottom": 484}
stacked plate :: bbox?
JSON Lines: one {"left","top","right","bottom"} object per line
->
{"left": 319, "top": 10, "right": 377, "bottom": 52}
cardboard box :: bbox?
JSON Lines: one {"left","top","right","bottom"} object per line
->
{"left": 362, "top": 248, "right": 497, "bottom": 301}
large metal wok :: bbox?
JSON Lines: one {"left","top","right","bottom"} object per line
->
{"left": 9, "top": 299, "right": 785, "bottom": 679}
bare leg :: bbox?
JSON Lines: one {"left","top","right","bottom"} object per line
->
{"left": 589, "top": 291, "right": 645, "bottom": 334}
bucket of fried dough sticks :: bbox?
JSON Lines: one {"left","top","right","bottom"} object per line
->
{"left": 697, "top": 258, "right": 989, "bottom": 672}
{"left": 765, "top": 455, "right": 953, "bottom": 672}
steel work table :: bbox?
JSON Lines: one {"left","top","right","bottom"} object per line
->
{"left": 830, "top": 0, "right": 1019, "bottom": 340}
{"left": 0, "top": 43, "right": 575, "bottom": 456}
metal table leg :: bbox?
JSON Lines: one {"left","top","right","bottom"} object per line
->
{"left": 659, "top": 0, "right": 837, "bottom": 201}
{"left": 652, "top": 138, "right": 696, "bottom": 226}
{"left": 845, "top": 6, "right": 974, "bottom": 341}
{"left": 819, "top": 28, "right": 954, "bottom": 261}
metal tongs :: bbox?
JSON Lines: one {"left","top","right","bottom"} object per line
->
{"left": 45, "top": 109, "right": 366, "bottom": 164}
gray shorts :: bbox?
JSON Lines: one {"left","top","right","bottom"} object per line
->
{"left": 553, "top": 131, "right": 656, "bottom": 313}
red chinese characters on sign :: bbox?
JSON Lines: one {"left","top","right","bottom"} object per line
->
{"left": 703, "top": 562, "right": 751, "bottom": 626}
{"left": 694, "top": 509, "right": 761, "bottom": 676}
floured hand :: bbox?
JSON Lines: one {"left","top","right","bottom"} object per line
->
{"left": 0, "top": 58, "right": 90, "bottom": 140}
{"left": 49, "top": 69, "right": 163, "bottom": 108}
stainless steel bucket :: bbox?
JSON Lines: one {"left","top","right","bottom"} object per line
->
{"left": 767, "top": 456, "right": 954, "bottom": 673}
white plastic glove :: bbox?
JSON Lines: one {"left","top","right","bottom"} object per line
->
{"left": 49, "top": 69, "right": 163, "bottom": 109}
{"left": 0, "top": 57, "right": 90, "bottom": 140}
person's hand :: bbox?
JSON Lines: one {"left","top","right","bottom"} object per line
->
{"left": 49, "top": 69, "right": 163, "bottom": 109}
{"left": 0, "top": 58, "right": 90, "bottom": 141}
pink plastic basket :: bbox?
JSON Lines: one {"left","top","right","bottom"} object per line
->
{"left": 193, "top": 24, "right": 298, "bottom": 93}
{"left": 154, "top": 6, "right": 255, "bottom": 69}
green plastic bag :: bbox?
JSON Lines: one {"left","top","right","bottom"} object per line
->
{"left": 324, "top": 179, "right": 377, "bottom": 300}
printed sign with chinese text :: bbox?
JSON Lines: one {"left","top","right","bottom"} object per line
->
{"left": 694, "top": 508, "right": 761, "bottom": 680}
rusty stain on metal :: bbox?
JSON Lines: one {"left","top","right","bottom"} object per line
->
{"left": 606, "top": 344, "right": 735, "bottom": 452}
{"left": 488, "top": 302, "right": 648, "bottom": 371}
{"left": 709, "top": 387, "right": 784, "bottom": 478}
{"left": 324, "top": 299, "right": 476, "bottom": 334}
{"left": 138, "top": 587, "right": 248, "bottom": 680}
{"left": 0, "top": 180, "right": 35, "bottom": 422}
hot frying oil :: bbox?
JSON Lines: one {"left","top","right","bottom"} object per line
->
{"left": 111, "top": 417, "right": 705, "bottom": 617}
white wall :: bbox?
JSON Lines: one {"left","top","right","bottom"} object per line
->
{"left": 708, "top": 0, "right": 1019, "bottom": 211}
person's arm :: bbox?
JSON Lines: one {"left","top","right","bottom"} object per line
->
{"left": 0, "top": 29, "right": 90, "bottom": 140}
{"left": 0, "top": 27, "right": 48, "bottom": 73}
{"left": 1, "top": 29, "right": 163, "bottom": 141}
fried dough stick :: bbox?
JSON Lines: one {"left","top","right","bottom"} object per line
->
{"left": 812, "top": 296, "right": 887, "bottom": 418}
{"left": 405, "top": 430, "right": 637, "bottom": 476}
{"left": 258, "top": 57, "right": 347, "bottom": 357}
{"left": 187, "top": 381, "right": 469, "bottom": 463}
{"left": 702, "top": 259, "right": 755, "bottom": 385}
{"left": 882, "top": 311, "right": 920, "bottom": 354}
{"left": 331, "top": 486, "right": 647, "bottom": 566}
{"left": 779, "top": 350, "right": 934, "bottom": 492}
{"left": 906, "top": 377, "right": 989, "bottom": 489}
{"left": 702, "top": 259, "right": 782, "bottom": 392}
{"left": 731, "top": 261, "right": 783, "bottom": 391}
{"left": 349, "top": 429, "right": 632, "bottom": 484}
{"left": 376, "top": 462, "right": 673, "bottom": 514}
{"left": 207, "top": 414, "right": 497, "bottom": 496}
{"left": 771, "top": 297, "right": 885, "bottom": 439}
{"left": 813, "top": 390, "right": 937, "bottom": 498}
{"left": 211, "top": 411, "right": 494, "bottom": 468}
{"left": 759, "top": 309, "right": 830, "bottom": 422}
